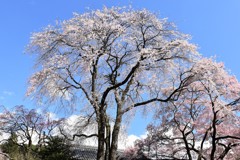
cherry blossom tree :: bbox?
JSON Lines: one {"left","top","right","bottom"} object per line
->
{"left": 0, "top": 105, "right": 62, "bottom": 159}
{"left": 26, "top": 7, "right": 199, "bottom": 160}
{"left": 127, "top": 58, "right": 240, "bottom": 160}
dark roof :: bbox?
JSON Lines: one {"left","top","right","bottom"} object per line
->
{"left": 71, "top": 145, "right": 126, "bottom": 160}
{"left": 118, "top": 154, "right": 151, "bottom": 160}
{"left": 72, "top": 145, "right": 97, "bottom": 160}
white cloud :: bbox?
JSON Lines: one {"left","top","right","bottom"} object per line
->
{"left": 36, "top": 108, "right": 43, "bottom": 114}
{"left": 58, "top": 115, "right": 141, "bottom": 149}
{"left": 47, "top": 112, "right": 59, "bottom": 120}
{"left": 121, "top": 132, "right": 148, "bottom": 149}
{"left": 59, "top": 114, "right": 98, "bottom": 146}
{"left": 0, "top": 133, "right": 10, "bottom": 144}
{"left": 3, "top": 91, "right": 14, "bottom": 96}
{"left": 0, "top": 91, "right": 14, "bottom": 100}
{"left": 122, "top": 134, "right": 139, "bottom": 148}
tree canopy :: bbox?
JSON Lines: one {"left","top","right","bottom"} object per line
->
{"left": 26, "top": 7, "right": 203, "bottom": 160}
{"left": 125, "top": 58, "right": 240, "bottom": 160}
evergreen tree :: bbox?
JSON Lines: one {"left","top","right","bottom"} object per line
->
{"left": 38, "top": 136, "right": 76, "bottom": 160}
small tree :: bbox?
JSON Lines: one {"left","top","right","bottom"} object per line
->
{"left": 1, "top": 133, "right": 20, "bottom": 160}
{"left": 127, "top": 58, "right": 240, "bottom": 159}
{"left": 0, "top": 105, "right": 62, "bottom": 159}
{"left": 26, "top": 7, "right": 199, "bottom": 160}
{"left": 38, "top": 136, "right": 76, "bottom": 160}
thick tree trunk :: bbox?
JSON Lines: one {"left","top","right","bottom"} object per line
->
{"left": 105, "top": 117, "right": 111, "bottom": 160}
{"left": 97, "top": 111, "right": 106, "bottom": 160}
{"left": 109, "top": 114, "right": 122, "bottom": 160}
{"left": 97, "top": 136, "right": 105, "bottom": 160}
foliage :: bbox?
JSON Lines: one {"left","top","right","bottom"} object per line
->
{"left": 26, "top": 7, "right": 199, "bottom": 160}
{"left": 125, "top": 58, "right": 240, "bottom": 160}
{"left": 0, "top": 105, "right": 62, "bottom": 160}
{"left": 38, "top": 136, "right": 76, "bottom": 160}
{"left": 1, "top": 133, "right": 19, "bottom": 159}
{"left": 0, "top": 133, "right": 38, "bottom": 160}
{"left": 1, "top": 135, "right": 76, "bottom": 160}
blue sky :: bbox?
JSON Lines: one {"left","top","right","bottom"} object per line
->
{"left": 1, "top": 0, "right": 240, "bottom": 136}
